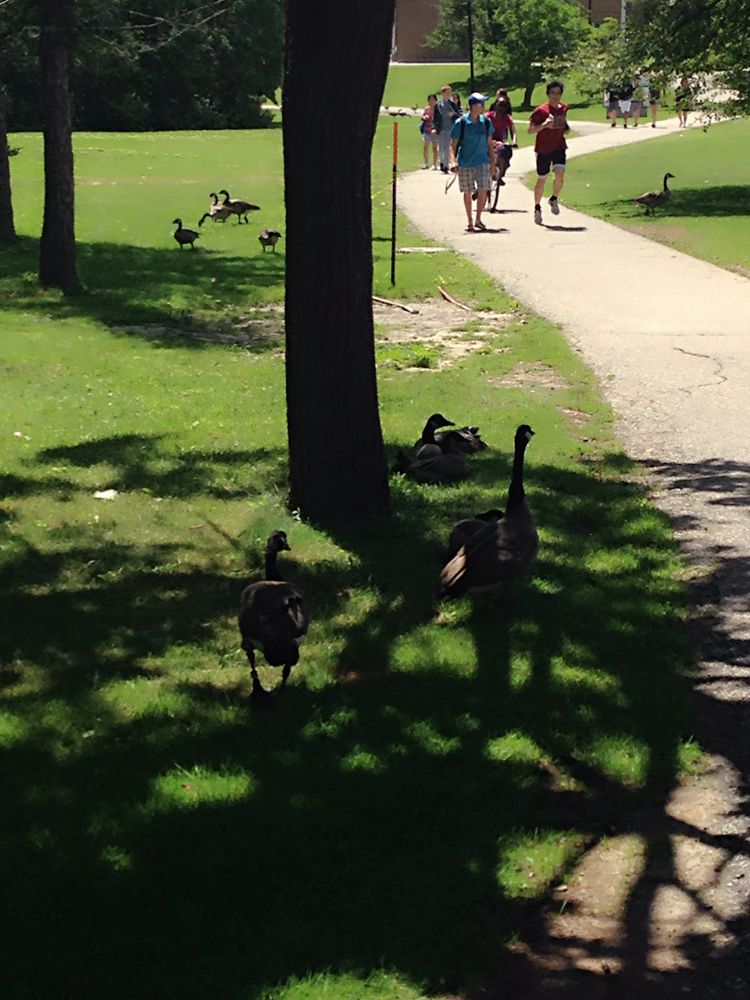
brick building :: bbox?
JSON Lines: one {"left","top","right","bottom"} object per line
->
{"left": 393, "top": 0, "right": 626, "bottom": 63}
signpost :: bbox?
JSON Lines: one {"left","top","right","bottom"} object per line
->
{"left": 390, "top": 120, "right": 398, "bottom": 286}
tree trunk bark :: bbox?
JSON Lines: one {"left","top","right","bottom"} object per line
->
{"left": 523, "top": 80, "right": 535, "bottom": 108}
{"left": 0, "top": 91, "right": 16, "bottom": 243}
{"left": 38, "top": 0, "right": 78, "bottom": 291}
{"left": 283, "top": 0, "right": 393, "bottom": 524}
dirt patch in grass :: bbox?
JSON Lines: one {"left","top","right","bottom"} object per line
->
{"left": 489, "top": 361, "right": 568, "bottom": 390}
{"left": 557, "top": 406, "right": 590, "bottom": 426}
{"left": 374, "top": 300, "right": 513, "bottom": 370}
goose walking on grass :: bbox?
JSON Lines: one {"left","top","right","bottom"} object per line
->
{"left": 438, "top": 424, "right": 538, "bottom": 599}
{"left": 635, "top": 172, "right": 674, "bottom": 216}
{"left": 219, "top": 189, "right": 261, "bottom": 224}
{"left": 172, "top": 218, "right": 199, "bottom": 249}
{"left": 238, "top": 531, "right": 308, "bottom": 706}
{"left": 258, "top": 228, "right": 282, "bottom": 252}
{"left": 199, "top": 192, "right": 232, "bottom": 226}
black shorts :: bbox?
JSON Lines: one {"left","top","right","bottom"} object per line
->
{"left": 536, "top": 149, "right": 566, "bottom": 176}
{"left": 499, "top": 145, "right": 513, "bottom": 162}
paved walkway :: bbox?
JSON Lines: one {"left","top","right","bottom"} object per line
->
{"left": 400, "top": 119, "right": 750, "bottom": 988}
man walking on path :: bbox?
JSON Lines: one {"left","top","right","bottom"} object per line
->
{"left": 436, "top": 85, "right": 460, "bottom": 173}
{"left": 450, "top": 92, "right": 495, "bottom": 232}
{"left": 528, "top": 80, "right": 570, "bottom": 226}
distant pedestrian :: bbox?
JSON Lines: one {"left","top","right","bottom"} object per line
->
{"left": 487, "top": 97, "right": 516, "bottom": 186}
{"left": 528, "top": 80, "right": 569, "bottom": 226}
{"left": 450, "top": 92, "right": 495, "bottom": 232}
{"left": 675, "top": 76, "right": 691, "bottom": 127}
{"left": 421, "top": 94, "right": 440, "bottom": 169}
{"left": 608, "top": 80, "right": 634, "bottom": 127}
{"left": 436, "top": 84, "right": 460, "bottom": 173}
{"left": 647, "top": 77, "right": 661, "bottom": 127}
{"left": 495, "top": 88, "right": 513, "bottom": 114}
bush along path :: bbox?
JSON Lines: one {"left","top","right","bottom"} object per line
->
{"left": 399, "top": 119, "right": 750, "bottom": 996}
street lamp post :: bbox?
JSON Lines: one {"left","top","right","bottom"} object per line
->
{"left": 620, "top": 0, "right": 627, "bottom": 28}
{"left": 467, "top": 0, "right": 475, "bottom": 93}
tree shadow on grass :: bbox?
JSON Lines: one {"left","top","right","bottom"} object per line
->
{"left": 0, "top": 236, "right": 285, "bottom": 350}
{"left": 2, "top": 442, "right": 744, "bottom": 998}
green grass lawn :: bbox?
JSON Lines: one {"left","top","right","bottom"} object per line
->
{"left": 562, "top": 117, "right": 750, "bottom": 276}
{"left": 0, "top": 125, "right": 698, "bottom": 1000}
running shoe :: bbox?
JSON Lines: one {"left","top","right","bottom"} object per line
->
{"left": 534, "top": 205, "right": 543, "bottom": 226}
{"left": 549, "top": 196, "right": 560, "bottom": 216}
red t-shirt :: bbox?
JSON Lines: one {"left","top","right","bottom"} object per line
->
{"left": 487, "top": 110, "right": 514, "bottom": 142}
{"left": 530, "top": 102, "right": 569, "bottom": 153}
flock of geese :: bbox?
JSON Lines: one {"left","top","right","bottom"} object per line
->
{"left": 172, "top": 190, "right": 282, "bottom": 253}
{"left": 238, "top": 420, "right": 538, "bottom": 705}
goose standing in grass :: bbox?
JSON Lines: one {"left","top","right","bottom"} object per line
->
{"left": 172, "top": 218, "right": 199, "bottom": 249}
{"left": 438, "top": 424, "right": 538, "bottom": 599}
{"left": 634, "top": 172, "right": 674, "bottom": 216}
{"left": 447, "top": 508, "right": 503, "bottom": 559}
{"left": 238, "top": 531, "right": 308, "bottom": 706}
{"left": 219, "top": 189, "right": 261, "bottom": 224}
{"left": 199, "top": 192, "right": 232, "bottom": 226}
{"left": 413, "top": 413, "right": 456, "bottom": 460}
{"left": 258, "top": 228, "right": 282, "bottom": 252}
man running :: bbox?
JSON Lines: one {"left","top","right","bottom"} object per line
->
{"left": 528, "top": 80, "right": 570, "bottom": 226}
{"left": 450, "top": 92, "right": 495, "bottom": 232}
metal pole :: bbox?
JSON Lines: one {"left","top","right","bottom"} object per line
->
{"left": 620, "top": 0, "right": 627, "bottom": 28}
{"left": 467, "top": 0, "right": 475, "bottom": 93}
{"left": 390, "top": 120, "right": 398, "bottom": 287}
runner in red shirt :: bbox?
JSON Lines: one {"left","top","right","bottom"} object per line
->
{"left": 528, "top": 80, "right": 570, "bottom": 226}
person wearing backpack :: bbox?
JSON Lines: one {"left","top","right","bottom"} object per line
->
{"left": 420, "top": 94, "right": 441, "bottom": 169}
{"left": 449, "top": 92, "right": 495, "bottom": 232}
{"left": 436, "top": 84, "right": 460, "bottom": 173}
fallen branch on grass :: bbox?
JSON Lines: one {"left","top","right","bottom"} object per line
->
{"left": 372, "top": 295, "right": 420, "bottom": 315}
{"left": 438, "top": 286, "right": 474, "bottom": 312}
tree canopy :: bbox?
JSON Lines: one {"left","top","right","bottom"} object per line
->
{"left": 430, "top": 0, "right": 590, "bottom": 105}
{"left": 0, "top": 0, "right": 283, "bottom": 130}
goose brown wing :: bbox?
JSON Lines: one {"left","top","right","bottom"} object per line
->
{"left": 239, "top": 581, "right": 307, "bottom": 647}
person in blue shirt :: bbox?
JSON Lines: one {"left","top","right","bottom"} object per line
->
{"left": 450, "top": 92, "right": 496, "bottom": 232}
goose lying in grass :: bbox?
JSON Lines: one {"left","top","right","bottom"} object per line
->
{"left": 436, "top": 425, "right": 487, "bottom": 454}
{"left": 219, "top": 189, "right": 261, "bottom": 224}
{"left": 438, "top": 424, "right": 538, "bottom": 598}
{"left": 395, "top": 449, "right": 470, "bottom": 484}
{"left": 447, "top": 508, "right": 503, "bottom": 560}
{"left": 238, "top": 531, "right": 308, "bottom": 706}
{"left": 635, "top": 173, "right": 674, "bottom": 216}
{"left": 413, "top": 413, "right": 456, "bottom": 460}
{"left": 258, "top": 228, "right": 282, "bottom": 252}
{"left": 172, "top": 218, "right": 199, "bottom": 248}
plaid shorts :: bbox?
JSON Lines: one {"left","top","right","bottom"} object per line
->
{"left": 458, "top": 163, "right": 491, "bottom": 193}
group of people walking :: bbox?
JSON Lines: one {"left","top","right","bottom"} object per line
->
{"left": 420, "top": 80, "right": 569, "bottom": 232}
{"left": 606, "top": 74, "right": 694, "bottom": 129}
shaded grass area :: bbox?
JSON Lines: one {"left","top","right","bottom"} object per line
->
{"left": 0, "top": 291, "right": 696, "bottom": 998}
{"left": 562, "top": 118, "right": 750, "bottom": 275}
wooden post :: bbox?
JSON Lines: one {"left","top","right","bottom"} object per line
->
{"left": 390, "top": 120, "right": 398, "bottom": 286}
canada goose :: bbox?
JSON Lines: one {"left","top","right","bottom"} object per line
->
{"left": 258, "top": 228, "right": 282, "bottom": 252}
{"left": 395, "top": 449, "right": 470, "bottom": 484}
{"left": 219, "top": 189, "right": 261, "bottom": 224}
{"left": 635, "top": 173, "right": 674, "bottom": 215}
{"left": 447, "top": 509, "right": 503, "bottom": 559}
{"left": 199, "top": 192, "right": 232, "bottom": 225}
{"left": 238, "top": 530, "right": 308, "bottom": 705}
{"left": 172, "top": 218, "right": 199, "bottom": 249}
{"left": 413, "top": 413, "right": 455, "bottom": 460}
{"left": 436, "top": 425, "right": 487, "bottom": 454}
{"left": 438, "top": 424, "right": 538, "bottom": 598}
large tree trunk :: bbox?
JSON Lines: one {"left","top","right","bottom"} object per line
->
{"left": 0, "top": 91, "right": 16, "bottom": 243}
{"left": 38, "top": 0, "right": 77, "bottom": 291}
{"left": 283, "top": 0, "right": 393, "bottom": 524}
{"left": 523, "top": 79, "right": 535, "bottom": 108}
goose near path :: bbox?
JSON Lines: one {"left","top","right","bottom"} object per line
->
{"left": 635, "top": 172, "right": 674, "bottom": 216}
{"left": 219, "top": 189, "right": 261, "bottom": 224}
{"left": 172, "top": 218, "right": 199, "bottom": 248}
{"left": 238, "top": 531, "right": 308, "bottom": 706}
{"left": 438, "top": 424, "right": 538, "bottom": 599}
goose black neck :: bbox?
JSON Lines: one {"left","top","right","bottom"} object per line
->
{"left": 506, "top": 436, "right": 528, "bottom": 512}
{"left": 421, "top": 419, "right": 437, "bottom": 444}
{"left": 264, "top": 546, "right": 282, "bottom": 581}
{"left": 663, "top": 174, "right": 670, "bottom": 190}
